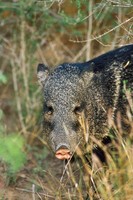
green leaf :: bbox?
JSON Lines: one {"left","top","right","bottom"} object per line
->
{"left": 0, "top": 71, "right": 7, "bottom": 84}
{"left": 0, "top": 109, "right": 4, "bottom": 121}
{"left": 0, "top": 134, "right": 26, "bottom": 173}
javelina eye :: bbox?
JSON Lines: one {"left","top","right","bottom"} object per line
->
{"left": 47, "top": 106, "right": 53, "bottom": 115}
{"left": 44, "top": 104, "right": 54, "bottom": 115}
{"left": 74, "top": 105, "right": 83, "bottom": 115}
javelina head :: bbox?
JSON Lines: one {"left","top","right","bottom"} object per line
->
{"left": 37, "top": 63, "right": 94, "bottom": 160}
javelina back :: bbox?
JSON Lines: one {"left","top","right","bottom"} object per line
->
{"left": 37, "top": 44, "right": 133, "bottom": 160}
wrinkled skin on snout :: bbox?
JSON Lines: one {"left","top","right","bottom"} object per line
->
{"left": 37, "top": 63, "right": 92, "bottom": 160}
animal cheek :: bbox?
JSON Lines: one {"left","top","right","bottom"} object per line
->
{"left": 71, "top": 121, "right": 81, "bottom": 132}
{"left": 43, "top": 119, "right": 54, "bottom": 135}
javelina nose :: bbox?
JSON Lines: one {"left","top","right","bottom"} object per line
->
{"left": 55, "top": 145, "right": 71, "bottom": 160}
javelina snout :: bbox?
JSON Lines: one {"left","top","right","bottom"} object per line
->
{"left": 55, "top": 145, "right": 71, "bottom": 160}
{"left": 50, "top": 127, "right": 78, "bottom": 160}
{"left": 51, "top": 120, "right": 84, "bottom": 159}
{"left": 43, "top": 106, "right": 85, "bottom": 159}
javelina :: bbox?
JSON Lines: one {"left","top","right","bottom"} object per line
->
{"left": 37, "top": 44, "right": 133, "bottom": 160}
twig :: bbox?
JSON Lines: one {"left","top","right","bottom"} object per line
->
{"left": 111, "top": 7, "right": 122, "bottom": 49}
{"left": 86, "top": 0, "right": 93, "bottom": 61}
{"left": 11, "top": 60, "right": 27, "bottom": 135}
{"left": 107, "top": 0, "right": 133, "bottom": 7}
{"left": 15, "top": 187, "right": 55, "bottom": 198}
{"left": 32, "top": 184, "right": 36, "bottom": 200}
{"left": 72, "top": 44, "right": 87, "bottom": 62}
{"left": 20, "top": 19, "right": 30, "bottom": 115}
{"left": 70, "top": 16, "right": 133, "bottom": 43}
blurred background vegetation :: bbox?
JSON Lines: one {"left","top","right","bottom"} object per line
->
{"left": 0, "top": 0, "right": 133, "bottom": 199}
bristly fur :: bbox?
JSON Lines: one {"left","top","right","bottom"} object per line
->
{"left": 37, "top": 44, "right": 133, "bottom": 158}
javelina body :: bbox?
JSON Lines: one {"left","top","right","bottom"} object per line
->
{"left": 37, "top": 44, "right": 133, "bottom": 160}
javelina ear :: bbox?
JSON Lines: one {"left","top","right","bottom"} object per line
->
{"left": 37, "top": 63, "right": 49, "bottom": 86}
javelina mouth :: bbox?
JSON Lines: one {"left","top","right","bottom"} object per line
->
{"left": 55, "top": 148, "right": 72, "bottom": 160}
